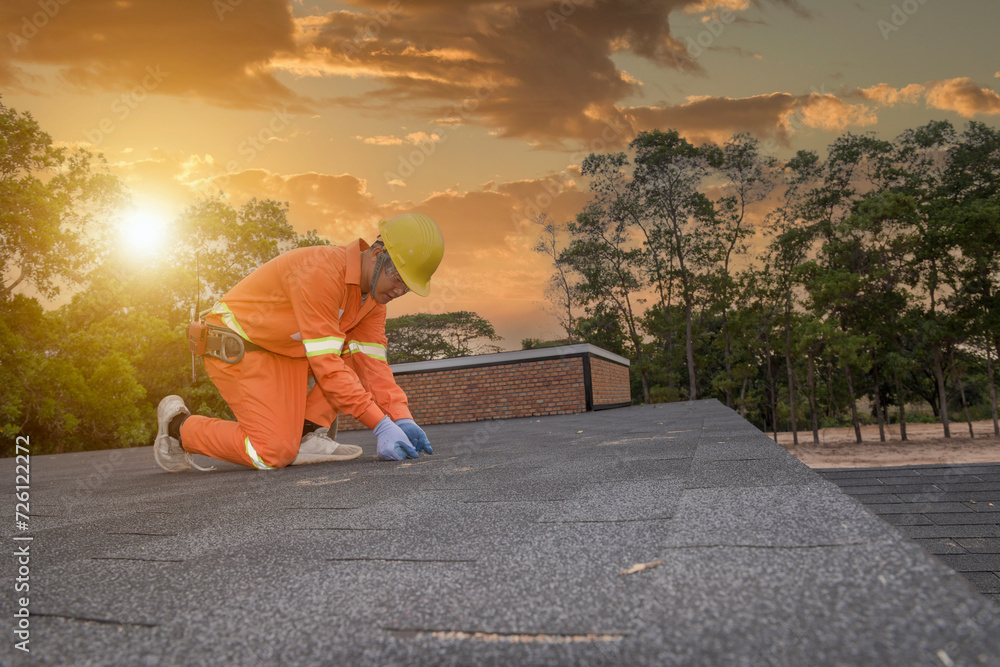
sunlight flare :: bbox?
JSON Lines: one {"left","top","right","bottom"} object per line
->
{"left": 121, "top": 206, "right": 169, "bottom": 255}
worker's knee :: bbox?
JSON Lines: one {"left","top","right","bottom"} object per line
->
{"left": 245, "top": 435, "right": 298, "bottom": 470}
{"left": 261, "top": 443, "right": 297, "bottom": 469}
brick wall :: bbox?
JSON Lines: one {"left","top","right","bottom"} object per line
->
{"left": 337, "top": 344, "right": 630, "bottom": 431}
{"left": 590, "top": 356, "right": 632, "bottom": 407}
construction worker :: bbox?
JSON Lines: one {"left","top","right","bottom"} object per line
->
{"left": 152, "top": 212, "right": 444, "bottom": 472}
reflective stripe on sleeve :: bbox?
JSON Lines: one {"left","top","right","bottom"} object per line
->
{"left": 343, "top": 340, "right": 388, "bottom": 362}
{"left": 245, "top": 437, "right": 274, "bottom": 470}
{"left": 303, "top": 336, "right": 345, "bottom": 357}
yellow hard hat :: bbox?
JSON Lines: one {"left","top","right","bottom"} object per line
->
{"left": 379, "top": 212, "right": 444, "bottom": 297}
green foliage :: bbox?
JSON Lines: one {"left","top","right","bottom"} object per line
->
{"left": 294, "top": 229, "right": 332, "bottom": 247}
{"left": 544, "top": 118, "right": 1000, "bottom": 433}
{"left": 521, "top": 337, "right": 574, "bottom": 350}
{"left": 649, "top": 386, "right": 681, "bottom": 404}
{"left": 386, "top": 311, "right": 503, "bottom": 364}
{"left": 170, "top": 197, "right": 298, "bottom": 310}
{"left": 0, "top": 103, "right": 127, "bottom": 300}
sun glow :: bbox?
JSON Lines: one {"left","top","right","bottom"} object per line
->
{"left": 121, "top": 206, "right": 169, "bottom": 255}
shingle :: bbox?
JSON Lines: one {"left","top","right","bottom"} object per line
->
{"left": 864, "top": 502, "right": 970, "bottom": 515}
{"left": 935, "top": 482, "right": 1000, "bottom": 493}
{"left": 960, "top": 571, "right": 1000, "bottom": 592}
{"left": 4, "top": 400, "right": 998, "bottom": 666}
{"left": 935, "top": 553, "right": 1000, "bottom": 573}
{"left": 895, "top": 492, "right": 998, "bottom": 503}
{"left": 912, "top": 538, "right": 968, "bottom": 555}
{"left": 850, "top": 493, "right": 902, "bottom": 504}
{"left": 955, "top": 537, "right": 1000, "bottom": 554}
{"left": 824, "top": 461, "right": 1000, "bottom": 599}
{"left": 882, "top": 513, "right": 935, "bottom": 526}
{"left": 927, "top": 513, "right": 1000, "bottom": 526}
{"left": 902, "top": 524, "right": 1000, "bottom": 539}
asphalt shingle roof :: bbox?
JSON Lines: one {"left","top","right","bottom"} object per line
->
{"left": 820, "top": 463, "right": 1000, "bottom": 607}
{"left": 2, "top": 400, "right": 999, "bottom": 666}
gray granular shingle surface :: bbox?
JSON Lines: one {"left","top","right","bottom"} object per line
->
{"left": 820, "top": 462, "right": 1000, "bottom": 607}
{"left": 2, "top": 399, "right": 999, "bottom": 666}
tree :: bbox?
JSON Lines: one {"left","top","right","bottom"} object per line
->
{"left": 170, "top": 197, "right": 298, "bottom": 313}
{"left": 562, "top": 153, "right": 651, "bottom": 403}
{"left": 704, "top": 133, "right": 776, "bottom": 407}
{"left": 385, "top": 311, "right": 503, "bottom": 364}
{"left": 895, "top": 121, "right": 960, "bottom": 437}
{"left": 940, "top": 121, "right": 1000, "bottom": 436}
{"left": 0, "top": 102, "right": 126, "bottom": 299}
{"left": 294, "top": 229, "right": 332, "bottom": 248}
{"left": 573, "top": 302, "right": 629, "bottom": 358}
{"left": 532, "top": 213, "right": 577, "bottom": 343}
{"left": 631, "top": 130, "right": 714, "bottom": 400}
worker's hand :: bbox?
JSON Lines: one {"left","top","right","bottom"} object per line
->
{"left": 396, "top": 418, "right": 432, "bottom": 455}
{"left": 374, "top": 416, "right": 419, "bottom": 461}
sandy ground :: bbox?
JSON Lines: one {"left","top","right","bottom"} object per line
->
{"left": 771, "top": 419, "right": 1000, "bottom": 469}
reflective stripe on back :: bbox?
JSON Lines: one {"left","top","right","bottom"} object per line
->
{"left": 211, "top": 302, "right": 254, "bottom": 343}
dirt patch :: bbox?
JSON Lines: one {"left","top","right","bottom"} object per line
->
{"left": 771, "top": 419, "right": 1000, "bottom": 469}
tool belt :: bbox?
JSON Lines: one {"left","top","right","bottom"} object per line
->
{"left": 187, "top": 320, "right": 265, "bottom": 365}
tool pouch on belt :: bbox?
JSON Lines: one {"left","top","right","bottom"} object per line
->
{"left": 187, "top": 321, "right": 253, "bottom": 364}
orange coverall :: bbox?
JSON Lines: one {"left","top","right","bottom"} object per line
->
{"left": 180, "top": 239, "right": 413, "bottom": 469}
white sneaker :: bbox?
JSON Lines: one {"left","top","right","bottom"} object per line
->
{"left": 291, "top": 427, "right": 363, "bottom": 466}
{"left": 154, "top": 396, "right": 214, "bottom": 473}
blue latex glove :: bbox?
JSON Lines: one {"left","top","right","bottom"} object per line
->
{"left": 374, "top": 416, "right": 418, "bottom": 461}
{"left": 396, "top": 418, "right": 432, "bottom": 455}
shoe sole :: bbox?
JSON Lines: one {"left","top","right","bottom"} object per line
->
{"left": 290, "top": 444, "right": 363, "bottom": 466}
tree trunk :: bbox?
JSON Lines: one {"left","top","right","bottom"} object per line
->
{"left": 986, "top": 343, "right": 999, "bottom": 437}
{"left": 807, "top": 351, "right": 820, "bottom": 445}
{"left": 872, "top": 358, "right": 886, "bottom": 443}
{"left": 723, "top": 313, "right": 734, "bottom": 408}
{"left": 934, "top": 346, "right": 951, "bottom": 438}
{"left": 666, "top": 257, "right": 676, "bottom": 390}
{"left": 825, "top": 362, "right": 836, "bottom": 424}
{"left": 893, "top": 371, "right": 908, "bottom": 442}
{"left": 784, "top": 307, "right": 798, "bottom": 446}
{"left": 950, "top": 354, "right": 974, "bottom": 439}
{"left": 844, "top": 363, "right": 862, "bottom": 444}
{"left": 739, "top": 368, "right": 749, "bottom": 418}
{"left": 631, "top": 334, "right": 651, "bottom": 406}
{"left": 765, "top": 338, "right": 777, "bottom": 440}
{"left": 684, "top": 294, "right": 697, "bottom": 401}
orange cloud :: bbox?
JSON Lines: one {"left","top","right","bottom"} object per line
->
{"left": 795, "top": 93, "right": 877, "bottom": 131}
{"left": 852, "top": 79, "right": 1000, "bottom": 119}
{"left": 858, "top": 82, "right": 925, "bottom": 106}
{"left": 287, "top": 0, "right": 806, "bottom": 146}
{"left": 625, "top": 91, "right": 876, "bottom": 146}
{"left": 2, "top": 0, "right": 810, "bottom": 146}
{"left": 924, "top": 78, "right": 1000, "bottom": 118}
{"left": 0, "top": 0, "right": 307, "bottom": 111}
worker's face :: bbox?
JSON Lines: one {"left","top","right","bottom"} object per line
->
{"left": 373, "top": 254, "right": 411, "bottom": 304}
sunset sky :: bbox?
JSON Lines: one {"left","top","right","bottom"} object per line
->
{"left": 3, "top": 0, "right": 999, "bottom": 348}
